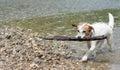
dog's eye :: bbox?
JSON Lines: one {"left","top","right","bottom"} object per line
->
{"left": 77, "top": 30, "right": 79, "bottom": 32}
{"left": 83, "top": 31, "right": 86, "bottom": 33}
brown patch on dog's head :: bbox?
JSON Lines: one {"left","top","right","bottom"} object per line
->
{"left": 82, "top": 24, "right": 93, "bottom": 32}
{"left": 75, "top": 23, "right": 94, "bottom": 38}
{"left": 82, "top": 24, "right": 94, "bottom": 37}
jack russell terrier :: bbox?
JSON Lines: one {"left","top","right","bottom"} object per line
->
{"left": 72, "top": 13, "right": 114, "bottom": 62}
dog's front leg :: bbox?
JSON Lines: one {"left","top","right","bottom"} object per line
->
{"left": 87, "top": 41, "right": 91, "bottom": 49}
{"left": 81, "top": 41, "right": 96, "bottom": 62}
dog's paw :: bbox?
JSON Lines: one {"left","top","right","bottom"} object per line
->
{"left": 80, "top": 59, "right": 88, "bottom": 62}
{"left": 80, "top": 56, "right": 88, "bottom": 62}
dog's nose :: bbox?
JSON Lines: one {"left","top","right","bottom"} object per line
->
{"left": 75, "top": 35, "right": 82, "bottom": 38}
{"left": 77, "top": 36, "right": 81, "bottom": 39}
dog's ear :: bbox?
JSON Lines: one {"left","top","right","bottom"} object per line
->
{"left": 72, "top": 24, "right": 77, "bottom": 27}
{"left": 88, "top": 25, "right": 94, "bottom": 32}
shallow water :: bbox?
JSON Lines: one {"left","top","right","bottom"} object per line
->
{"left": 0, "top": 0, "right": 120, "bottom": 21}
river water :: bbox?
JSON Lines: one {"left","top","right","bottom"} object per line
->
{"left": 0, "top": 0, "right": 120, "bottom": 21}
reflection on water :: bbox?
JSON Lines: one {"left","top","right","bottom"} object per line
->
{"left": 0, "top": 0, "right": 120, "bottom": 20}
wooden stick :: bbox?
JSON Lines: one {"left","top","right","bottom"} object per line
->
{"left": 40, "top": 35, "right": 107, "bottom": 41}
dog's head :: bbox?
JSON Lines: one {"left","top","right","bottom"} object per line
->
{"left": 72, "top": 23, "right": 94, "bottom": 38}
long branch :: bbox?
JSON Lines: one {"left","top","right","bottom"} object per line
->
{"left": 40, "top": 35, "right": 107, "bottom": 41}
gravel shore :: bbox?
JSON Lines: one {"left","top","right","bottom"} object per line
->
{"left": 0, "top": 25, "right": 109, "bottom": 70}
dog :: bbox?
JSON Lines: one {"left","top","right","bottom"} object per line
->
{"left": 72, "top": 13, "right": 114, "bottom": 62}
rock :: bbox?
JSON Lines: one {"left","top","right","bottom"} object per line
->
{"left": 15, "top": 47, "right": 22, "bottom": 52}
{"left": 0, "top": 43, "right": 5, "bottom": 48}
{"left": 5, "top": 35, "right": 11, "bottom": 39}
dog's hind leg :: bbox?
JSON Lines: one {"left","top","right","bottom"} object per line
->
{"left": 106, "top": 37, "right": 112, "bottom": 52}
{"left": 97, "top": 40, "right": 104, "bottom": 48}
{"left": 92, "top": 40, "right": 104, "bottom": 57}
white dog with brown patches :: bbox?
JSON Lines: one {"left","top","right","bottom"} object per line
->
{"left": 72, "top": 13, "right": 114, "bottom": 62}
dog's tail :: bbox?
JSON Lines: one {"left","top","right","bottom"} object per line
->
{"left": 108, "top": 13, "right": 114, "bottom": 29}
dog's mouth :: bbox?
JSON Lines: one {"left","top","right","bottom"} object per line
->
{"left": 77, "top": 36, "right": 81, "bottom": 39}
{"left": 76, "top": 36, "right": 90, "bottom": 39}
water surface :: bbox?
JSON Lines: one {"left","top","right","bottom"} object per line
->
{"left": 0, "top": 0, "right": 120, "bottom": 20}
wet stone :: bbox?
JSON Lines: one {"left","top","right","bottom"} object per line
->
{"left": 13, "top": 55, "right": 20, "bottom": 61}
{"left": 0, "top": 43, "right": 5, "bottom": 47}
{"left": 5, "top": 35, "right": 11, "bottom": 39}
{"left": 15, "top": 47, "right": 23, "bottom": 52}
